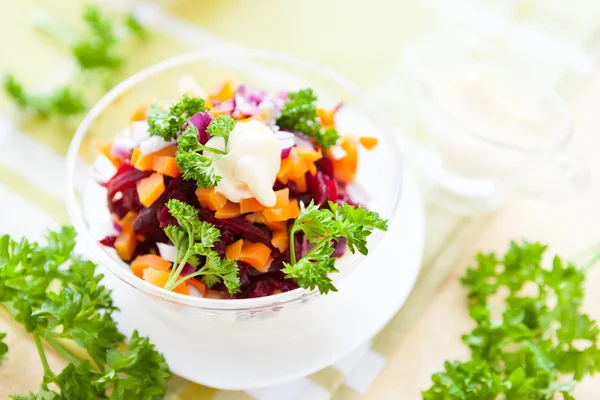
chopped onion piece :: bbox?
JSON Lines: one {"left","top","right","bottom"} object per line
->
{"left": 131, "top": 121, "right": 150, "bottom": 145}
{"left": 188, "top": 283, "right": 204, "bottom": 297}
{"left": 110, "top": 136, "right": 135, "bottom": 159}
{"left": 140, "top": 136, "right": 174, "bottom": 155}
{"left": 157, "top": 242, "right": 176, "bottom": 262}
{"left": 293, "top": 135, "right": 315, "bottom": 149}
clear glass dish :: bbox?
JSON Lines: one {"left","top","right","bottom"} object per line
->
{"left": 66, "top": 49, "right": 403, "bottom": 319}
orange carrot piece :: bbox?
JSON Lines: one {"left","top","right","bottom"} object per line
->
{"left": 264, "top": 220, "right": 288, "bottom": 231}
{"left": 142, "top": 268, "right": 189, "bottom": 295}
{"left": 239, "top": 241, "right": 272, "bottom": 272}
{"left": 359, "top": 136, "right": 378, "bottom": 150}
{"left": 245, "top": 212, "right": 288, "bottom": 231}
{"left": 292, "top": 159, "right": 310, "bottom": 179}
{"left": 274, "top": 189, "right": 290, "bottom": 208}
{"left": 134, "top": 153, "right": 156, "bottom": 171}
{"left": 209, "top": 109, "right": 226, "bottom": 117}
{"left": 214, "top": 201, "right": 241, "bottom": 219}
{"left": 271, "top": 230, "right": 289, "bottom": 252}
{"left": 329, "top": 136, "right": 358, "bottom": 184}
{"left": 292, "top": 174, "right": 307, "bottom": 192}
{"left": 225, "top": 239, "right": 244, "bottom": 260}
{"left": 262, "top": 200, "right": 300, "bottom": 222}
{"left": 277, "top": 158, "right": 293, "bottom": 183}
{"left": 130, "top": 148, "right": 141, "bottom": 166}
{"left": 115, "top": 226, "right": 137, "bottom": 261}
{"left": 151, "top": 146, "right": 177, "bottom": 157}
{"left": 129, "top": 98, "right": 156, "bottom": 123}
{"left": 195, "top": 187, "right": 228, "bottom": 211}
{"left": 153, "top": 156, "right": 180, "bottom": 178}
{"left": 213, "top": 80, "right": 236, "bottom": 102}
{"left": 317, "top": 107, "right": 335, "bottom": 128}
{"left": 245, "top": 212, "right": 264, "bottom": 224}
{"left": 239, "top": 197, "right": 266, "bottom": 214}
{"left": 136, "top": 173, "right": 165, "bottom": 207}
{"left": 296, "top": 146, "right": 322, "bottom": 162}
{"left": 187, "top": 278, "right": 207, "bottom": 297}
{"left": 120, "top": 211, "right": 138, "bottom": 228}
{"left": 130, "top": 254, "right": 172, "bottom": 278}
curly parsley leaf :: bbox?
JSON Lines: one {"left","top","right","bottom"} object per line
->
{"left": 72, "top": 5, "right": 120, "bottom": 70}
{"left": 206, "top": 115, "right": 236, "bottom": 145}
{"left": 0, "top": 227, "right": 170, "bottom": 399}
{"left": 148, "top": 94, "right": 207, "bottom": 141}
{"left": 423, "top": 242, "right": 600, "bottom": 399}
{"left": 3, "top": 74, "right": 86, "bottom": 117}
{"left": 164, "top": 199, "right": 240, "bottom": 294}
{"left": 282, "top": 201, "right": 387, "bottom": 294}
{"left": 175, "top": 124, "right": 227, "bottom": 189}
{"left": 276, "top": 88, "right": 340, "bottom": 150}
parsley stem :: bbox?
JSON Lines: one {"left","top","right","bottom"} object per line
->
{"left": 33, "top": 333, "right": 54, "bottom": 382}
{"left": 172, "top": 267, "right": 209, "bottom": 287}
{"left": 289, "top": 229, "right": 298, "bottom": 265}
{"left": 165, "top": 228, "right": 193, "bottom": 290}
{"left": 196, "top": 145, "right": 227, "bottom": 155}
{"left": 47, "top": 338, "right": 80, "bottom": 366}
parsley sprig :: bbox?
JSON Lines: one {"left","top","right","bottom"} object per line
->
{"left": 175, "top": 115, "right": 236, "bottom": 189}
{"left": 0, "top": 227, "right": 170, "bottom": 399}
{"left": 282, "top": 201, "right": 388, "bottom": 294}
{"left": 147, "top": 94, "right": 207, "bottom": 141}
{"left": 0, "top": 332, "right": 7, "bottom": 360}
{"left": 3, "top": 6, "right": 145, "bottom": 117}
{"left": 164, "top": 199, "right": 240, "bottom": 295}
{"left": 423, "top": 242, "right": 600, "bottom": 399}
{"left": 276, "top": 88, "right": 340, "bottom": 150}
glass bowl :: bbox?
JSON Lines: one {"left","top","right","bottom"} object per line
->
{"left": 65, "top": 49, "right": 403, "bottom": 388}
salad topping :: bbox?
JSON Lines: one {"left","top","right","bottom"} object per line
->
{"left": 99, "top": 78, "right": 386, "bottom": 299}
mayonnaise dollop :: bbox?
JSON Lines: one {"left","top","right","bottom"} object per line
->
{"left": 204, "top": 120, "right": 281, "bottom": 207}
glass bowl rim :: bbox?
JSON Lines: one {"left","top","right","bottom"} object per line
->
{"left": 65, "top": 48, "right": 403, "bottom": 311}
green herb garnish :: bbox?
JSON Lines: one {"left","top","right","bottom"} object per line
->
{"left": 163, "top": 199, "right": 240, "bottom": 295}
{"left": 147, "top": 94, "right": 207, "bottom": 141}
{"left": 0, "top": 332, "right": 7, "bottom": 361}
{"left": 276, "top": 88, "right": 340, "bottom": 150}
{"left": 3, "top": 6, "right": 145, "bottom": 118}
{"left": 423, "top": 242, "right": 600, "bottom": 399}
{"left": 3, "top": 74, "right": 86, "bottom": 117}
{"left": 175, "top": 116, "right": 236, "bottom": 189}
{"left": 0, "top": 227, "right": 170, "bottom": 399}
{"left": 282, "top": 201, "right": 387, "bottom": 294}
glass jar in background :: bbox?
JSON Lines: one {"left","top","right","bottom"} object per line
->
{"left": 402, "top": 33, "right": 590, "bottom": 214}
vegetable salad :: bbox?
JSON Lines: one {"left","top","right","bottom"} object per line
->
{"left": 99, "top": 78, "right": 387, "bottom": 299}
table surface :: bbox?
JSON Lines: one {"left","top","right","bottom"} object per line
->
{"left": 0, "top": 1, "right": 599, "bottom": 399}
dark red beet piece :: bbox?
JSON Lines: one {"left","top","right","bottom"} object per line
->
{"left": 197, "top": 208, "right": 271, "bottom": 246}
{"left": 158, "top": 206, "right": 178, "bottom": 228}
{"left": 316, "top": 155, "right": 334, "bottom": 179}
{"left": 100, "top": 236, "right": 116, "bottom": 247}
{"left": 106, "top": 164, "right": 151, "bottom": 199}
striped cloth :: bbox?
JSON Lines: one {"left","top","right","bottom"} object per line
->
{"left": 1, "top": 0, "right": 597, "bottom": 398}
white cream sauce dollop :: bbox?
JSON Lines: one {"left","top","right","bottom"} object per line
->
{"left": 204, "top": 120, "right": 281, "bottom": 207}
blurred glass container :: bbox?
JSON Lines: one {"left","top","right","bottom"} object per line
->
{"left": 404, "top": 33, "right": 589, "bottom": 214}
